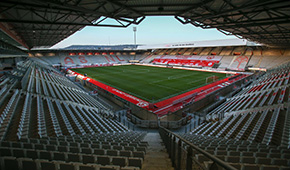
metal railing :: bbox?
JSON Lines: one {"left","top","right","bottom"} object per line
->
{"left": 159, "top": 126, "right": 237, "bottom": 170}
{"left": 128, "top": 113, "right": 190, "bottom": 129}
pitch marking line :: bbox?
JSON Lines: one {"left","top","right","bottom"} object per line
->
{"left": 168, "top": 72, "right": 198, "bottom": 80}
{"left": 187, "top": 78, "right": 205, "bottom": 84}
{"left": 149, "top": 83, "right": 180, "bottom": 92}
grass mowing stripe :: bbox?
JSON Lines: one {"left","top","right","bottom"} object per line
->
{"left": 71, "top": 65, "right": 227, "bottom": 102}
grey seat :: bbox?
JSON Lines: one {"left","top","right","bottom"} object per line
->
{"left": 70, "top": 142, "right": 78, "bottom": 147}
{"left": 91, "top": 144, "right": 100, "bottom": 149}
{"left": 242, "top": 164, "right": 260, "bottom": 170}
{"left": 39, "top": 139, "right": 48, "bottom": 144}
{"left": 228, "top": 151, "right": 240, "bottom": 156}
{"left": 112, "top": 157, "right": 127, "bottom": 167}
{"left": 120, "top": 151, "right": 131, "bottom": 157}
{"left": 113, "top": 146, "right": 123, "bottom": 150}
{"left": 37, "top": 160, "right": 56, "bottom": 170}
{"left": 58, "top": 146, "right": 68, "bottom": 152}
{"left": 69, "top": 146, "right": 80, "bottom": 153}
{"left": 78, "top": 164, "right": 96, "bottom": 170}
{"left": 283, "top": 153, "right": 290, "bottom": 159}
{"left": 80, "top": 143, "right": 90, "bottom": 148}
{"left": 26, "top": 150, "right": 38, "bottom": 159}
{"left": 99, "top": 165, "right": 120, "bottom": 170}
{"left": 256, "top": 157, "right": 271, "bottom": 165}
{"left": 107, "top": 150, "right": 118, "bottom": 156}
{"left": 120, "top": 167, "right": 140, "bottom": 170}
{"left": 67, "top": 153, "right": 80, "bottom": 162}
{"left": 53, "top": 152, "right": 66, "bottom": 161}
{"left": 39, "top": 151, "right": 52, "bottom": 160}
{"left": 102, "top": 144, "right": 111, "bottom": 149}
{"left": 241, "top": 157, "right": 255, "bottom": 164}
{"left": 0, "top": 141, "right": 11, "bottom": 147}
{"left": 255, "top": 152, "right": 268, "bottom": 157}
{"left": 128, "top": 158, "right": 143, "bottom": 169}
{"left": 97, "top": 156, "right": 111, "bottom": 166}
{"left": 0, "top": 148, "right": 12, "bottom": 156}
{"left": 59, "top": 141, "right": 68, "bottom": 146}
{"left": 226, "top": 156, "right": 240, "bottom": 163}
{"left": 2, "top": 157, "right": 19, "bottom": 170}
{"left": 124, "top": 146, "right": 134, "bottom": 152}
{"left": 261, "top": 165, "right": 281, "bottom": 170}
{"left": 82, "top": 148, "right": 92, "bottom": 154}
{"left": 269, "top": 153, "right": 282, "bottom": 158}
{"left": 94, "top": 149, "right": 105, "bottom": 155}
{"left": 34, "top": 144, "right": 44, "bottom": 150}
{"left": 241, "top": 152, "right": 254, "bottom": 157}
{"left": 49, "top": 140, "right": 58, "bottom": 145}
{"left": 58, "top": 162, "right": 75, "bottom": 170}
{"left": 132, "top": 151, "right": 145, "bottom": 160}
{"left": 11, "top": 142, "right": 22, "bottom": 148}
{"left": 23, "top": 143, "right": 33, "bottom": 149}
{"left": 20, "top": 158, "right": 37, "bottom": 170}
{"left": 136, "top": 147, "right": 146, "bottom": 153}
{"left": 46, "top": 145, "right": 56, "bottom": 151}
{"left": 82, "top": 155, "right": 95, "bottom": 164}
{"left": 272, "top": 158, "right": 289, "bottom": 166}
{"left": 120, "top": 166, "right": 140, "bottom": 170}
{"left": 13, "top": 148, "right": 25, "bottom": 158}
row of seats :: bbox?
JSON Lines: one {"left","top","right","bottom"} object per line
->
{"left": 0, "top": 132, "right": 147, "bottom": 169}
{"left": 207, "top": 64, "right": 290, "bottom": 119}
{"left": 0, "top": 156, "right": 141, "bottom": 170}
{"left": 1, "top": 59, "right": 149, "bottom": 170}
{"left": 207, "top": 87, "right": 289, "bottom": 119}
{"left": 0, "top": 147, "right": 144, "bottom": 167}
{"left": 195, "top": 107, "right": 288, "bottom": 146}
{"left": 0, "top": 91, "right": 128, "bottom": 140}
{"left": 0, "top": 141, "right": 147, "bottom": 154}
{"left": 28, "top": 64, "right": 111, "bottom": 113}
{"left": 152, "top": 59, "right": 219, "bottom": 67}
{"left": 0, "top": 59, "right": 130, "bottom": 141}
{"left": 180, "top": 134, "right": 290, "bottom": 169}
{"left": 20, "top": 131, "right": 147, "bottom": 143}
{"left": 183, "top": 62, "right": 290, "bottom": 169}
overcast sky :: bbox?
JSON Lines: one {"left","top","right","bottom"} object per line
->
{"left": 52, "top": 16, "right": 238, "bottom": 48}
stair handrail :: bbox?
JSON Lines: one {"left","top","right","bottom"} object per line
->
{"left": 159, "top": 126, "right": 237, "bottom": 170}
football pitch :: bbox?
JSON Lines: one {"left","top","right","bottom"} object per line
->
{"left": 71, "top": 65, "right": 227, "bottom": 102}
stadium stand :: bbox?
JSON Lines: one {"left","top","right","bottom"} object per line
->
{"left": 0, "top": 59, "right": 148, "bottom": 170}
{"left": 1, "top": 51, "right": 290, "bottom": 170}
{"left": 174, "top": 62, "right": 290, "bottom": 169}
{"left": 151, "top": 55, "right": 222, "bottom": 67}
{"left": 40, "top": 54, "right": 130, "bottom": 67}
{"left": 1, "top": 0, "right": 290, "bottom": 169}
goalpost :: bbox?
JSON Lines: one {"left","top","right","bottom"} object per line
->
{"left": 206, "top": 75, "right": 219, "bottom": 84}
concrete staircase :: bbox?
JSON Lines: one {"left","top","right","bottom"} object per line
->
{"left": 142, "top": 132, "right": 174, "bottom": 170}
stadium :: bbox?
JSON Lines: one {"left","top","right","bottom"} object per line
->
{"left": 0, "top": 0, "right": 290, "bottom": 170}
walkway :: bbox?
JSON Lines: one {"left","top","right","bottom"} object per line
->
{"left": 142, "top": 132, "right": 174, "bottom": 170}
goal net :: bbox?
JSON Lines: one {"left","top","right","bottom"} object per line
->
{"left": 206, "top": 75, "right": 219, "bottom": 84}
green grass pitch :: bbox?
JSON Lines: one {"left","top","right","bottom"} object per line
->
{"left": 71, "top": 65, "right": 226, "bottom": 102}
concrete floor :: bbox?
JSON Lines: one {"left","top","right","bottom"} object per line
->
{"left": 141, "top": 133, "right": 174, "bottom": 170}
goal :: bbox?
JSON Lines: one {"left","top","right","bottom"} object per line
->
{"left": 206, "top": 75, "right": 219, "bottom": 84}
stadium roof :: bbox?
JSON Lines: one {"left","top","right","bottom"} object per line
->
{"left": 0, "top": 0, "right": 289, "bottom": 49}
